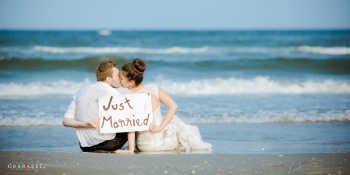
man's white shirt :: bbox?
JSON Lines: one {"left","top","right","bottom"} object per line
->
{"left": 64, "top": 81, "right": 121, "bottom": 147}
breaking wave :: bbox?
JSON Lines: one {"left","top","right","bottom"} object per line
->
{"left": 1, "top": 109, "right": 349, "bottom": 126}
{"left": 1, "top": 77, "right": 349, "bottom": 98}
{"left": 156, "top": 76, "right": 350, "bottom": 95}
{"left": 33, "top": 45, "right": 209, "bottom": 54}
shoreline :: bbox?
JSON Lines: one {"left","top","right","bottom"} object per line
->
{"left": 1, "top": 151, "right": 349, "bottom": 175}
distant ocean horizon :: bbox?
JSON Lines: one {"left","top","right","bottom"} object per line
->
{"left": 0, "top": 30, "right": 349, "bottom": 154}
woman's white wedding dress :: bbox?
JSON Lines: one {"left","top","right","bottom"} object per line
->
{"left": 123, "top": 84, "right": 212, "bottom": 152}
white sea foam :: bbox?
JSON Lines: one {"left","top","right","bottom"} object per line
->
{"left": 0, "top": 115, "right": 62, "bottom": 126}
{"left": 3, "top": 45, "right": 349, "bottom": 56}
{"left": 34, "top": 45, "right": 209, "bottom": 54}
{"left": 294, "top": 46, "right": 350, "bottom": 55}
{"left": 180, "top": 110, "right": 350, "bottom": 124}
{"left": 182, "top": 110, "right": 350, "bottom": 124}
{"left": 0, "top": 79, "right": 92, "bottom": 97}
{"left": 219, "top": 46, "right": 350, "bottom": 55}
{"left": 218, "top": 47, "right": 275, "bottom": 54}
{"left": 1, "top": 77, "right": 349, "bottom": 98}
{"left": 156, "top": 76, "right": 350, "bottom": 95}
{"left": 98, "top": 30, "right": 112, "bottom": 36}
{"left": 1, "top": 110, "right": 348, "bottom": 126}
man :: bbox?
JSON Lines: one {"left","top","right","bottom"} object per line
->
{"left": 62, "top": 61, "right": 127, "bottom": 152}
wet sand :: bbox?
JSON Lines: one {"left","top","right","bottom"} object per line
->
{"left": 1, "top": 151, "right": 349, "bottom": 175}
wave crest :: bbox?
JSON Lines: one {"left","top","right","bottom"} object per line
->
{"left": 0, "top": 115, "right": 62, "bottom": 126}
{"left": 1, "top": 110, "right": 349, "bottom": 126}
{"left": 1, "top": 77, "right": 349, "bottom": 98}
{"left": 294, "top": 46, "right": 350, "bottom": 55}
{"left": 34, "top": 46, "right": 209, "bottom": 54}
{"left": 182, "top": 110, "right": 350, "bottom": 124}
{"left": 157, "top": 76, "right": 350, "bottom": 95}
{"left": 0, "top": 79, "right": 92, "bottom": 97}
{"left": 2, "top": 45, "right": 350, "bottom": 56}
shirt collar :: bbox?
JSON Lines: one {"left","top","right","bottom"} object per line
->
{"left": 96, "top": 81, "right": 121, "bottom": 95}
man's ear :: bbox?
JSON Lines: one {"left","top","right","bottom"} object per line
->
{"left": 106, "top": 76, "right": 112, "bottom": 84}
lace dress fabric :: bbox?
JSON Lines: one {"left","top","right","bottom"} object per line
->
{"left": 122, "top": 84, "right": 212, "bottom": 152}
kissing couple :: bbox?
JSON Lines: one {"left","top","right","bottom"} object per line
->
{"left": 63, "top": 58, "right": 212, "bottom": 153}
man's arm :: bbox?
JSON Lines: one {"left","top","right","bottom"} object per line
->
{"left": 62, "top": 100, "right": 100, "bottom": 128}
{"left": 62, "top": 118, "right": 97, "bottom": 128}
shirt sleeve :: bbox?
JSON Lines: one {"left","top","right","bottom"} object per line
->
{"left": 63, "top": 100, "right": 76, "bottom": 119}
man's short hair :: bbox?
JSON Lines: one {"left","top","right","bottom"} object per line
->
{"left": 95, "top": 61, "right": 117, "bottom": 81}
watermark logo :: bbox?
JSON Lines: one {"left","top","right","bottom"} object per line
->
{"left": 7, "top": 162, "right": 45, "bottom": 172}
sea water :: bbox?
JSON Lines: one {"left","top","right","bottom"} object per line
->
{"left": 0, "top": 30, "right": 349, "bottom": 154}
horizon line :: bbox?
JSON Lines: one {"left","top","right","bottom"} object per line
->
{"left": 1, "top": 27, "right": 350, "bottom": 31}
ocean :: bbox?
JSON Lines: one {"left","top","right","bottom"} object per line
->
{"left": 0, "top": 30, "right": 349, "bottom": 154}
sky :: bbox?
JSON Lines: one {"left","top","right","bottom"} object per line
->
{"left": 0, "top": 0, "right": 349, "bottom": 30}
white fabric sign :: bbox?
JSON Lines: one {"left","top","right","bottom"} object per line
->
{"left": 98, "top": 93, "right": 153, "bottom": 133}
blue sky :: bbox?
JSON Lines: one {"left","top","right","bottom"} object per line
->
{"left": 0, "top": 0, "right": 349, "bottom": 30}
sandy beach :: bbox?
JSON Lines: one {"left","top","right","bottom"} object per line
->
{"left": 1, "top": 151, "right": 349, "bottom": 175}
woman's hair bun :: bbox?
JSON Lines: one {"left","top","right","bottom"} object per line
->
{"left": 132, "top": 58, "right": 146, "bottom": 74}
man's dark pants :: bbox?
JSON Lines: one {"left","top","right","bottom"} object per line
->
{"left": 80, "top": 133, "right": 127, "bottom": 152}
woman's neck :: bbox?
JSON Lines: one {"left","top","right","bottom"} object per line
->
{"left": 128, "top": 84, "right": 143, "bottom": 92}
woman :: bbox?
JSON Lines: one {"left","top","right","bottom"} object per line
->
{"left": 116, "top": 58, "right": 212, "bottom": 153}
